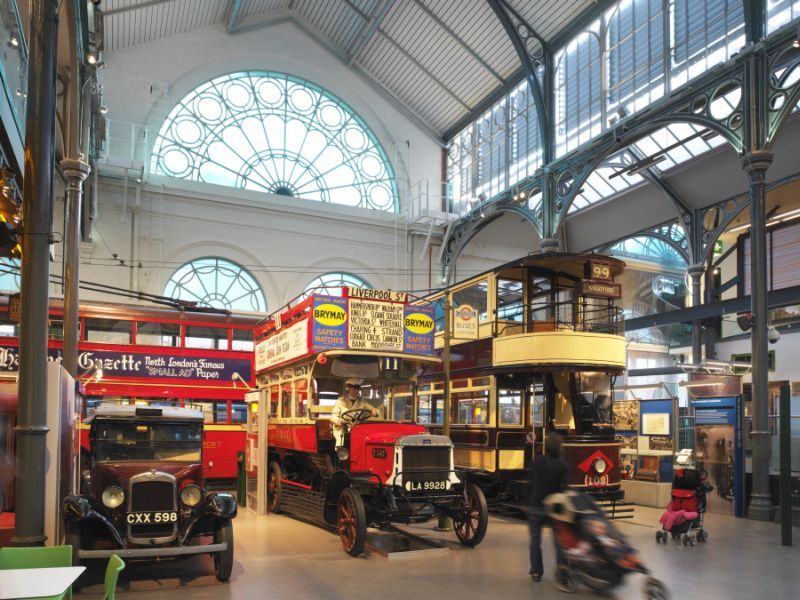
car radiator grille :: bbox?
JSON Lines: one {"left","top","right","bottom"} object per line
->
{"left": 129, "top": 480, "right": 175, "bottom": 540}
{"left": 401, "top": 446, "right": 451, "bottom": 482}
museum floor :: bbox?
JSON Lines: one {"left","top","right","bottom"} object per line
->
{"left": 73, "top": 506, "right": 798, "bottom": 599}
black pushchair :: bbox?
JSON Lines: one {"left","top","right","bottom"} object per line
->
{"left": 544, "top": 491, "right": 669, "bottom": 599}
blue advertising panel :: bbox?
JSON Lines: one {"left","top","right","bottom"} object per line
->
{"left": 0, "top": 345, "right": 252, "bottom": 381}
{"left": 403, "top": 305, "right": 435, "bottom": 355}
{"left": 310, "top": 295, "right": 348, "bottom": 351}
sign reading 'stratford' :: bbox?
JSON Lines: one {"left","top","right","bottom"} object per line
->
{"left": 576, "top": 279, "right": 621, "bottom": 299}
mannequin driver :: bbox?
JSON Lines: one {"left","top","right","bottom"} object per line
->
{"left": 331, "top": 378, "right": 379, "bottom": 448}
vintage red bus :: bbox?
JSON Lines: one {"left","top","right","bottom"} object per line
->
{"left": 0, "top": 296, "right": 260, "bottom": 483}
{"left": 254, "top": 289, "right": 489, "bottom": 556}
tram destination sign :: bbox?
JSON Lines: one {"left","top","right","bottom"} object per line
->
{"left": 576, "top": 279, "right": 621, "bottom": 299}
{"left": 348, "top": 299, "right": 405, "bottom": 351}
{"left": 308, "top": 294, "right": 435, "bottom": 356}
{"left": 0, "top": 344, "right": 253, "bottom": 382}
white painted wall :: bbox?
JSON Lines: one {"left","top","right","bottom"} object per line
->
{"left": 47, "top": 19, "right": 473, "bottom": 311}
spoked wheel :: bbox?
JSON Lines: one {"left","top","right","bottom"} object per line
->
{"left": 213, "top": 519, "right": 234, "bottom": 582}
{"left": 267, "top": 461, "right": 283, "bottom": 514}
{"left": 644, "top": 577, "right": 670, "bottom": 600}
{"left": 337, "top": 487, "right": 366, "bottom": 557}
{"left": 453, "top": 483, "right": 488, "bottom": 547}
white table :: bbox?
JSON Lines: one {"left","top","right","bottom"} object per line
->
{"left": 0, "top": 566, "right": 85, "bottom": 599}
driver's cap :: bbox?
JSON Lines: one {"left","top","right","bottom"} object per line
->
{"left": 345, "top": 378, "right": 363, "bottom": 387}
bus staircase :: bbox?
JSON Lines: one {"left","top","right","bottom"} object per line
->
{"left": 279, "top": 480, "right": 448, "bottom": 558}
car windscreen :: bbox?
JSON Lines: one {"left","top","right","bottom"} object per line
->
{"left": 93, "top": 420, "right": 202, "bottom": 462}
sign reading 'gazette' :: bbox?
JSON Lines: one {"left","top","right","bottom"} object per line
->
{"left": 348, "top": 299, "right": 404, "bottom": 351}
{"left": 0, "top": 345, "right": 252, "bottom": 381}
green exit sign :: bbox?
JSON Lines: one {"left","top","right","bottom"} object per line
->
{"left": 731, "top": 350, "right": 775, "bottom": 374}
{"left": 713, "top": 240, "right": 724, "bottom": 255}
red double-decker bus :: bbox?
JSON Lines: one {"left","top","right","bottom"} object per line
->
{"left": 0, "top": 296, "right": 260, "bottom": 483}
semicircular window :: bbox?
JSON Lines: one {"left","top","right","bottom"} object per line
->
{"left": 151, "top": 71, "right": 398, "bottom": 212}
{"left": 608, "top": 235, "right": 687, "bottom": 268}
{"left": 302, "top": 272, "right": 371, "bottom": 299}
{"left": 164, "top": 257, "right": 266, "bottom": 312}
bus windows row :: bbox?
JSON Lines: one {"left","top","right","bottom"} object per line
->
{"left": 84, "top": 396, "right": 246, "bottom": 424}
{"left": 0, "top": 315, "right": 254, "bottom": 351}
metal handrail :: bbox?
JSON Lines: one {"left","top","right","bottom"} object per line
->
{"left": 493, "top": 299, "right": 625, "bottom": 337}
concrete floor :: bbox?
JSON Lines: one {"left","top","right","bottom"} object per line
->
{"left": 73, "top": 507, "right": 799, "bottom": 600}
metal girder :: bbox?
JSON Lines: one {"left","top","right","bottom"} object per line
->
{"left": 226, "top": 0, "right": 244, "bottom": 33}
{"left": 441, "top": 9, "right": 800, "bottom": 275}
{"left": 440, "top": 176, "right": 543, "bottom": 282}
{"left": 228, "top": 8, "right": 444, "bottom": 143}
{"left": 347, "top": 0, "right": 395, "bottom": 65}
{"left": 342, "top": 0, "right": 471, "bottom": 112}
{"left": 103, "top": 0, "right": 175, "bottom": 17}
{"left": 486, "top": 0, "right": 548, "bottom": 151}
{"left": 411, "top": 0, "right": 504, "bottom": 83}
{"left": 625, "top": 284, "right": 800, "bottom": 331}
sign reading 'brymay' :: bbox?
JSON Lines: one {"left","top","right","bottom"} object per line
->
{"left": 0, "top": 345, "right": 252, "bottom": 382}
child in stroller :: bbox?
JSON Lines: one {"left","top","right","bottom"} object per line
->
{"left": 544, "top": 491, "right": 669, "bottom": 599}
{"left": 656, "top": 468, "right": 711, "bottom": 546}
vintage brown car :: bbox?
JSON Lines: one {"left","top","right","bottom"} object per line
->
{"left": 63, "top": 406, "right": 236, "bottom": 581}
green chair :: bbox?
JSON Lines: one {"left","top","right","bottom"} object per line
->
{"left": 0, "top": 545, "right": 74, "bottom": 599}
{"left": 103, "top": 554, "right": 125, "bottom": 600}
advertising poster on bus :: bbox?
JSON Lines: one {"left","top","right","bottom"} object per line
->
{"left": 311, "top": 295, "right": 348, "bottom": 351}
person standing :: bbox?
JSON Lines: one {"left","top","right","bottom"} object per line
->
{"left": 528, "top": 432, "right": 568, "bottom": 583}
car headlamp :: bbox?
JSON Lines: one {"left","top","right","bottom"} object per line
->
{"left": 336, "top": 447, "right": 350, "bottom": 461}
{"left": 593, "top": 457, "right": 608, "bottom": 474}
{"left": 101, "top": 485, "right": 125, "bottom": 509}
{"left": 180, "top": 484, "right": 202, "bottom": 507}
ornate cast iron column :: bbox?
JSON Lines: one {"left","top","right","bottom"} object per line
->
{"left": 13, "top": 0, "right": 59, "bottom": 547}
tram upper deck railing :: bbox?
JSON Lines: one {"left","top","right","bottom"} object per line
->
{"left": 492, "top": 299, "right": 625, "bottom": 338}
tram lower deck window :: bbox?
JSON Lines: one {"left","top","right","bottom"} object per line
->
{"left": 453, "top": 391, "right": 489, "bottom": 425}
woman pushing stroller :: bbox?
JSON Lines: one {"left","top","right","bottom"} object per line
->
{"left": 528, "top": 432, "right": 571, "bottom": 589}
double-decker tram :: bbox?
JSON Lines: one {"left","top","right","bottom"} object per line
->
{"left": 253, "top": 288, "right": 489, "bottom": 556}
{"left": 418, "top": 253, "right": 627, "bottom": 506}
{"left": 0, "top": 296, "right": 260, "bottom": 483}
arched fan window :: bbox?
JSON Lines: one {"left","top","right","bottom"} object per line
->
{"left": 302, "top": 272, "right": 371, "bottom": 299}
{"left": 150, "top": 71, "right": 398, "bottom": 212}
{"left": 163, "top": 257, "right": 266, "bottom": 312}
